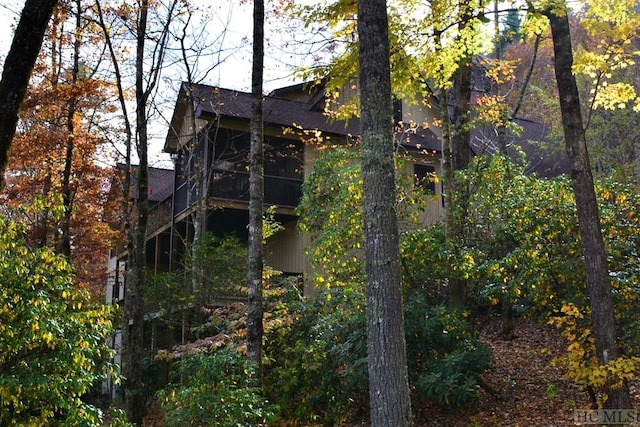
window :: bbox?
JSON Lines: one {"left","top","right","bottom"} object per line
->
{"left": 393, "top": 98, "right": 402, "bottom": 127}
{"left": 210, "top": 128, "right": 304, "bottom": 179}
{"left": 414, "top": 163, "right": 436, "bottom": 194}
{"left": 264, "top": 136, "right": 303, "bottom": 179}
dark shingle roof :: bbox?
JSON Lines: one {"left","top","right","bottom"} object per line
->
{"left": 148, "top": 167, "right": 175, "bottom": 202}
{"left": 116, "top": 163, "right": 175, "bottom": 203}
{"left": 471, "top": 118, "right": 570, "bottom": 177}
{"left": 168, "top": 82, "right": 564, "bottom": 176}
{"left": 183, "top": 82, "right": 442, "bottom": 151}
{"left": 190, "top": 83, "right": 359, "bottom": 137}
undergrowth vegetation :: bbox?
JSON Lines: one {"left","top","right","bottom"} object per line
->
{"left": 149, "top": 154, "right": 640, "bottom": 424}
{"left": 154, "top": 278, "right": 491, "bottom": 426}
{"left": 158, "top": 347, "right": 274, "bottom": 427}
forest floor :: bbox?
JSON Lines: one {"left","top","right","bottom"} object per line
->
{"left": 143, "top": 316, "right": 640, "bottom": 426}
{"left": 343, "top": 316, "right": 640, "bottom": 427}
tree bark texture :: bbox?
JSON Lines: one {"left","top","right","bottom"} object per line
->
{"left": 247, "top": 0, "right": 265, "bottom": 376}
{"left": 0, "top": 0, "right": 58, "bottom": 190}
{"left": 358, "top": 0, "right": 413, "bottom": 425}
{"left": 546, "top": 5, "right": 631, "bottom": 409}
{"left": 450, "top": 0, "right": 473, "bottom": 172}
{"left": 451, "top": 62, "right": 471, "bottom": 172}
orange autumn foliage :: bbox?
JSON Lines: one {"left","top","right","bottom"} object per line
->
{"left": 0, "top": 4, "right": 121, "bottom": 298}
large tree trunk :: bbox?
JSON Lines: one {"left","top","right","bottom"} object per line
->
{"left": 247, "top": 0, "right": 265, "bottom": 376}
{"left": 451, "top": 65, "right": 471, "bottom": 172}
{"left": 546, "top": 5, "right": 631, "bottom": 410}
{"left": 0, "top": 0, "right": 58, "bottom": 190}
{"left": 358, "top": 0, "right": 412, "bottom": 425}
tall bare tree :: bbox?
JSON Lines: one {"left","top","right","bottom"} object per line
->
{"left": 96, "top": 0, "right": 179, "bottom": 422}
{"left": 358, "top": 0, "right": 412, "bottom": 424}
{"left": 0, "top": 0, "right": 58, "bottom": 190}
{"left": 247, "top": 0, "right": 265, "bottom": 375}
{"left": 57, "top": 0, "right": 82, "bottom": 257}
{"left": 545, "top": 2, "right": 631, "bottom": 410}
{"left": 124, "top": 2, "right": 152, "bottom": 422}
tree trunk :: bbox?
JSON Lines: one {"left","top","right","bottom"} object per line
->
{"left": 438, "top": 84, "right": 465, "bottom": 307}
{"left": 447, "top": 1, "right": 473, "bottom": 307}
{"left": 97, "top": 1, "right": 179, "bottom": 421}
{"left": 0, "top": 0, "right": 58, "bottom": 190}
{"left": 179, "top": 26, "right": 209, "bottom": 318}
{"left": 247, "top": 0, "right": 265, "bottom": 377}
{"left": 358, "top": 1, "right": 412, "bottom": 425}
{"left": 57, "top": 0, "right": 81, "bottom": 258}
{"left": 122, "top": 2, "right": 151, "bottom": 424}
{"left": 546, "top": 5, "right": 631, "bottom": 410}
{"left": 432, "top": 28, "right": 465, "bottom": 308}
{"left": 451, "top": 63, "right": 471, "bottom": 172}
{"left": 186, "top": 84, "right": 206, "bottom": 313}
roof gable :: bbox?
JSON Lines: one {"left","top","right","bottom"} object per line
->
{"left": 165, "top": 82, "right": 443, "bottom": 152}
{"left": 163, "top": 82, "right": 562, "bottom": 176}
{"left": 191, "top": 83, "right": 358, "bottom": 136}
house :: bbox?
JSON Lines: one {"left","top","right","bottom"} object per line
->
{"left": 106, "top": 81, "right": 447, "bottom": 308}
{"left": 102, "top": 78, "right": 569, "bottom": 401}
{"left": 102, "top": 82, "right": 446, "bottom": 394}
{"left": 105, "top": 80, "right": 566, "bottom": 367}
{"left": 107, "top": 78, "right": 568, "bottom": 299}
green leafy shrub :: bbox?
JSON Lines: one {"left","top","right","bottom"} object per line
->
{"left": 417, "top": 341, "right": 492, "bottom": 408}
{"left": 456, "top": 155, "right": 586, "bottom": 314}
{"left": 187, "top": 234, "right": 248, "bottom": 300}
{"left": 264, "top": 283, "right": 491, "bottom": 423}
{"left": 297, "top": 146, "right": 425, "bottom": 289}
{"left": 158, "top": 347, "right": 275, "bottom": 427}
{"left": 453, "top": 156, "right": 640, "bottom": 401}
{"left": 0, "top": 216, "right": 121, "bottom": 426}
{"left": 404, "top": 297, "right": 492, "bottom": 408}
{"left": 290, "top": 147, "right": 491, "bottom": 419}
{"left": 264, "top": 285, "right": 368, "bottom": 426}
{"left": 597, "top": 180, "right": 640, "bottom": 354}
{"left": 399, "top": 225, "right": 450, "bottom": 304}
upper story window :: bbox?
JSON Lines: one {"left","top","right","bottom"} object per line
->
{"left": 264, "top": 136, "right": 303, "bottom": 179}
{"left": 208, "top": 128, "right": 303, "bottom": 180}
{"left": 414, "top": 163, "right": 436, "bottom": 194}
